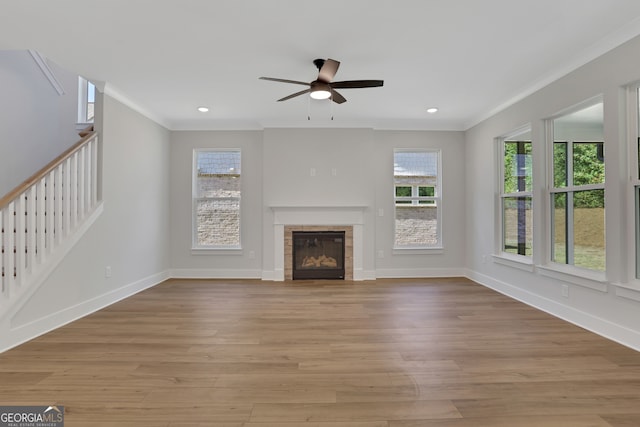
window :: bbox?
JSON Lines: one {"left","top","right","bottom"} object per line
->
{"left": 499, "top": 128, "right": 532, "bottom": 257}
{"left": 633, "top": 87, "right": 640, "bottom": 279}
{"left": 193, "top": 150, "right": 241, "bottom": 249}
{"left": 549, "top": 101, "right": 605, "bottom": 271}
{"left": 78, "top": 77, "right": 95, "bottom": 123}
{"left": 393, "top": 150, "right": 441, "bottom": 248}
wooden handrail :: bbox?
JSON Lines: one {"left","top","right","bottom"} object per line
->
{"left": 0, "top": 126, "right": 97, "bottom": 210}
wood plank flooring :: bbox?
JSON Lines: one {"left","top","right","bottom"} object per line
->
{"left": 1, "top": 277, "right": 640, "bottom": 426}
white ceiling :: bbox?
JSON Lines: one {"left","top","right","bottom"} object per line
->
{"left": 2, "top": 0, "right": 640, "bottom": 131}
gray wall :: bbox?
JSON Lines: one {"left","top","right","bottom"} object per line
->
{"left": 0, "top": 50, "right": 80, "bottom": 196}
{"left": 3, "top": 93, "right": 172, "bottom": 351}
{"left": 465, "top": 34, "right": 640, "bottom": 349}
{"left": 169, "top": 127, "right": 466, "bottom": 279}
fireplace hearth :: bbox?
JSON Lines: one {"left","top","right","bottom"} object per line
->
{"left": 292, "top": 231, "right": 345, "bottom": 280}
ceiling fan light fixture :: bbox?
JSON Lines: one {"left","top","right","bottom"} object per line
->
{"left": 310, "top": 89, "right": 331, "bottom": 100}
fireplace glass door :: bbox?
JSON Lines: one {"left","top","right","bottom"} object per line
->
{"left": 292, "top": 231, "right": 345, "bottom": 280}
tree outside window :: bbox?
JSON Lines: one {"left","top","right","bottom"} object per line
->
{"left": 500, "top": 128, "right": 532, "bottom": 257}
{"left": 550, "top": 101, "right": 605, "bottom": 271}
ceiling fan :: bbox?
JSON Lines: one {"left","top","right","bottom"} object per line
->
{"left": 259, "top": 58, "right": 383, "bottom": 104}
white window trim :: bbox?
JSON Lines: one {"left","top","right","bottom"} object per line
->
{"left": 77, "top": 77, "right": 95, "bottom": 126}
{"left": 497, "top": 126, "right": 533, "bottom": 261}
{"left": 393, "top": 149, "right": 442, "bottom": 250}
{"left": 192, "top": 149, "right": 242, "bottom": 251}
{"left": 545, "top": 96, "right": 606, "bottom": 277}
{"left": 624, "top": 84, "right": 640, "bottom": 291}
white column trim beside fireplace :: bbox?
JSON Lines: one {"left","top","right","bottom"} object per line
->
{"left": 270, "top": 206, "right": 367, "bottom": 281}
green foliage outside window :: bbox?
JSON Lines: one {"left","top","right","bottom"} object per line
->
{"left": 553, "top": 142, "right": 605, "bottom": 208}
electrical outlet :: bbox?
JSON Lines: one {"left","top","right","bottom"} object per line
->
{"left": 378, "top": 208, "right": 384, "bottom": 217}
{"left": 561, "top": 284, "right": 569, "bottom": 298}
{"left": 331, "top": 168, "right": 337, "bottom": 176}
{"left": 310, "top": 168, "right": 316, "bottom": 177}
{"left": 248, "top": 250, "right": 255, "bottom": 259}
{"left": 105, "top": 266, "right": 112, "bottom": 278}
{"left": 377, "top": 250, "right": 384, "bottom": 258}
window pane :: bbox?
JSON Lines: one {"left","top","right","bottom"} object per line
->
{"left": 419, "top": 186, "right": 434, "bottom": 197}
{"left": 395, "top": 186, "right": 412, "bottom": 197}
{"left": 394, "top": 150, "right": 439, "bottom": 247}
{"left": 502, "top": 196, "right": 532, "bottom": 256}
{"left": 552, "top": 193, "right": 567, "bottom": 264}
{"left": 553, "top": 142, "right": 567, "bottom": 188}
{"left": 86, "top": 81, "right": 95, "bottom": 122}
{"left": 194, "top": 150, "right": 241, "bottom": 248}
{"left": 196, "top": 199, "right": 240, "bottom": 246}
{"left": 395, "top": 206, "right": 438, "bottom": 246}
{"left": 573, "top": 142, "right": 604, "bottom": 186}
{"left": 551, "top": 101, "right": 604, "bottom": 272}
{"left": 636, "top": 186, "right": 640, "bottom": 279}
{"left": 573, "top": 189, "right": 605, "bottom": 271}
{"left": 503, "top": 141, "right": 532, "bottom": 193}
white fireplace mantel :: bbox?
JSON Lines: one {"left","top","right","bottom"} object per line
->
{"left": 269, "top": 205, "right": 367, "bottom": 281}
{"left": 270, "top": 205, "right": 367, "bottom": 225}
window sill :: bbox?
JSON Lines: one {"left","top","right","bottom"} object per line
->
{"left": 538, "top": 263, "right": 607, "bottom": 292}
{"left": 393, "top": 246, "right": 444, "bottom": 255}
{"left": 191, "top": 247, "right": 243, "bottom": 256}
{"left": 492, "top": 253, "right": 534, "bottom": 272}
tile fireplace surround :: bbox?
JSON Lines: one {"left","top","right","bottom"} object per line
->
{"left": 270, "top": 206, "right": 366, "bottom": 281}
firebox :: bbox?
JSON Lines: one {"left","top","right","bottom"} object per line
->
{"left": 292, "top": 231, "right": 345, "bottom": 280}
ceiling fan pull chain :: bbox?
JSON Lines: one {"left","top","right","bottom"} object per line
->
{"left": 330, "top": 93, "right": 334, "bottom": 120}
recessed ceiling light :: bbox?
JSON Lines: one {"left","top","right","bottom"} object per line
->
{"left": 197, "top": 106, "right": 209, "bottom": 113}
{"left": 427, "top": 107, "right": 439, "bottom": 114}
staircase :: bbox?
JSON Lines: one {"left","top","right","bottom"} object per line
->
{"left": 0, "top": 127, "right": 102, "bottom": 319}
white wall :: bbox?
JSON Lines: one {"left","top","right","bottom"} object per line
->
{"left": 3, "top": 93, "right": 172, "bottom": 351}
{"left": 0, "top": 50, "right": 80, "bottom": 196}
{"left": 465, "top": 34, "right": 640, "bottom": 350}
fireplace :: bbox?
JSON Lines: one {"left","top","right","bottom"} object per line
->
{"left": 292, "top": 231, "right": 345, "bottom": 280}
{"left": 270, "top": 206, "right": 365, "bottom": 281}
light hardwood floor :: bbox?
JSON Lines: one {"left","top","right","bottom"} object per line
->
{"left": 1, "top": 278, "right": 640, "bottom": 426}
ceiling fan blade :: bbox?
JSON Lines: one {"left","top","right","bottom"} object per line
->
{"left": 259, "top": 77, "right": 311, "bottom": 86}
{"left": 317, "top": 59, "right": 340, "bottom": 83}
{"left": 330, "top": 89, "right": 347, "bottom": 104}
{"left": 277, "top": 88, "right": 312, "bottom": 102}
{"left": 330, "top": 80, "right": 384, "bottom": 89}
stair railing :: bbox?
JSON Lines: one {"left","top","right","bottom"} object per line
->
{"left": 0, "top": 127, "right": 100, "bottom": 309}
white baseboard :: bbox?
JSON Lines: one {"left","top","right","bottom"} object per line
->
{"left": 1, "top": 270, "right": 170, "bottom": 353}
{"left": 171, "top": 269, "right": 263, "bottom": 279}
{"left": 466, "top": 269, "right": 640, "bottom": 352}
{"left": 375, "top": 267, "right": 465, "bottom": 278}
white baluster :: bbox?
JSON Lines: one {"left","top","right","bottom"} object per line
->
{"left": 78, "top": 146, "right": 86, "bottom": 220}
{"left": 15, "top": 193, "right": 26, "bottom": 287}
{"left": 0, "top": 208, "right": 4, "bottom": 295}
{"left": 37, "top": 178, "right": 46, "bottom": 263}
{"left": 91, "top": 138, "right": 98, "bottom": 207}
{"left": 26, "top": 186, "right": 37, "bottom": 275}
{"left": 3, "top": 202, "right": 15, "bottom": 298}
{"left": 46, "top": 170, "right": 55, "bottom": 253}
{"left": 70, "top": 152, "right": 78, "bottom": 229}
{"left": 63, "top": 158, "right": 71, "bottom": 236}
{"left": 55, "top": 165, "right": 63, "bottom": 245}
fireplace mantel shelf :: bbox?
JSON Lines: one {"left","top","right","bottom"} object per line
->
{"left": 269, "top": 205, "right": 368, "bottom": 210}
